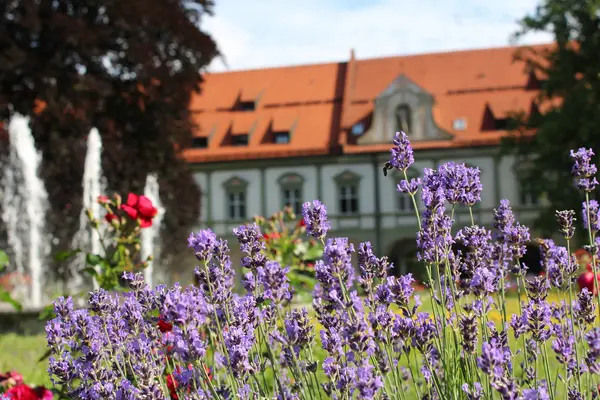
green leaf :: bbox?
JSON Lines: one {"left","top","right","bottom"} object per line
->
{"left": 302, "top": 246, "right": 324, "bottom": 261}
{"left": 83, "top": 267, "right": 99, "bottom": 277}
{"left": 38, "top": 304, "right": 56, "bottom": 320}
{"left": 86, "top": 254, "right": 103, "bottom": 266}
{"left": 38, "top": 348, "right": 52, "bottom": 363}
{"left": 54, "top": 249, "right": 81, "bottom": 262}
{"left": 0, "top": 289, "right": 22, "bottom": 312}
{"left": 0, "top": 250, "right": 9, "bottom": 268}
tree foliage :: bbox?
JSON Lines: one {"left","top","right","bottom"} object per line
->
{"left": 0, "top": 0, "right": 219, "bottom": 270}
{"left": 504, "top": 0, "right": 600, "bottom": 241}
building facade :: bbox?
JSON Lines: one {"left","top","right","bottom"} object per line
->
{"left": 183, "top": 44, "right": 549, "bottom": 278}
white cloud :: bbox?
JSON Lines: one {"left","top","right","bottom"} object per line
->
{"left": 203, "top": 0, "right": 553, "bottom": 72}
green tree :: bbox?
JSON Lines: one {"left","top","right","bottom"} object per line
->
{"left": 505, "top": 0, "right": 600, "bottom": 241}
{"left": 0, "top": 1, "right": 219, "bottom": 279}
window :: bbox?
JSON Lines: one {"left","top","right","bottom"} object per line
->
{"left": 273, "top": 131, "right": 290, "bottom": 144}
{"left": 282, "top": 188, "right": 302, "bottom": 214}
{"left": 191, "top": 137, "right": 208, "bottom": 148}
{"left": 334, "top": 170, "right": 361, "bottom": 215}
{"left": 238, "top": 101, "right": 255, "bottom": 111}
{"left": 520, "top": 183, "right": 539, "bottom": 207}
{"left": 223, "top": 176, "right": 248, "bottom": 220}
{"left": 395, "top": 104, "right": 412, "bottom": 133}
{"left": 452, "top": 118, "right": 467, "bottom": 131}
{"left": 278, "top": 173, "right": 304, "bottom": 215}
{"left": 351, "top": 123, "right": 365, "bottom": 136}
{"left": 397, "top": 195, "right": 415, "bottom": 212}
{"left": 228, "top": 191, "right": 246, "bottom": 220}
{"left": 339, "top": 185, "right": 359, "bottom": 214}
{"left": 231, "top": 134, "right": 248, "bottom": 146}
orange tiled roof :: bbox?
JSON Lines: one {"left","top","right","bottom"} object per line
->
{"left": 183, "top": 43, "right": 553, "bottom": 163}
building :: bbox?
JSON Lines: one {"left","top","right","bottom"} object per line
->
{"left": 183, "top": 44, "right": 549, "bottom": 279}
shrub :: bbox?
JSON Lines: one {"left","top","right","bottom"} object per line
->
{"left": 253, "top": 207, "right": 323, "bottom": 296}
{"left": 44, "top": 133, "right": 600, "bottom": 399}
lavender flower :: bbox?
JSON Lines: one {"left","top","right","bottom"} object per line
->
{"left": 459, "top": 314, "right": 478, "bottom": 354}
{"left": 582, "top": 200, "right": 600, "bottom": 233}
{"left": 437, "top": 161, "right": 483, "bottom": 206}
{"left": 575, "top": 288, "right": 596, "bottom": 325}
{"left": 417, "top": 205, "right": 454, "bottom": 264}
{"left": 570, "top": 147, "right": 598, "bottom": 192}
{"left": 302, "top": 200, "right": 330, "bottom": 241}
{"left": 542, "top": 240, "right": 578, "bottom": 289}
{"left": 389, "top": 131, "right": 414, "bottom": 171}
{"left": 556, "top": 209, "right": 576, "bottom": 239}
{"left": 462, "top": 383, "right": 483, "bottom": 400}
{"left": 257, "top": 260, "right": 293, "bottom": 304}
{"left": 233, "top": 223, "right": 267, "bottom": 271}
{"left": 357, "top": 241, "right": 390, "bottom": 294}
{"left": 585, "top": 328, "right": 600, "bottom": 374}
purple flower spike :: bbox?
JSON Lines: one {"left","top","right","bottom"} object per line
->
{"left": 302, "top": 200, "right": 330, "bottom": 240}
{"left": 570, "top": 147, "right": 598, "bottom": 192}
{"left": 188, "top": 229, "right": 218, "bottom": 263}
{"left": 582, "top": 200, "right": 600, "bottom": 233}
{"left": 389, "top": 131, "right": 414, "bottom": 171}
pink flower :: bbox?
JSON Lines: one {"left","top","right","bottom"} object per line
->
{"left": 97, "top": 195, "right": 110, "bottom": 205}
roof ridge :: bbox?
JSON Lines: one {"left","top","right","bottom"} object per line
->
{"left": 204, "top": 42, "right": 553, "bottom": 75}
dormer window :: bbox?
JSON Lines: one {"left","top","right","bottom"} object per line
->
{"left": 452, "top": 118, "right": 467, "bottom": 131}
{"left": 191, "top": 137, "right": 208, "bottom": 148}
{"left": 351, "top": 123, "right": 365, "bottom": 136}
{"left": 238, "top": 101, "right": 255, "bottom": 112}
{"left": 231, "top": 134, "right": 248, "bottom": 146}
{"left": 395, "top": 104, "right": 412, "bottom": 133}
{"left": 273, "top": 131, "right": 290, "bottom": 144}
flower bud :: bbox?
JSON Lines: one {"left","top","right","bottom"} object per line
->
{"left": 114, "top": 193, "right": 122, "bottom": 208}
{"left": 134, "top": 243, "right": 141, "bottom": 252}
{"left": 85, "top": 208, "right": 94, "bottom": 220}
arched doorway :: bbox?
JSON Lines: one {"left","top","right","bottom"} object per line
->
{"left": 387, "top": 239, "right": 426, "bottom": 283}
{"left": 522, "top": 242, "right": 543, "bottom": 275}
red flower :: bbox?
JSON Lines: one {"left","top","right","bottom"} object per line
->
{"left": 297, "top": 218, "right": 306, "bottom": 228}
{"left": 104, "top": 213, "right": 118, "bottom": 223}
{"left": 578, "top": 267, "right": 600, "bottom": 295}
{"left": 157, "top": 316, "right": 173, "bottom": 333}
{"left": 4, "top": 384, "right": 53, "bottom": 400}
{"left": 165, "top": 364, "right": 210, "bottom": 400}
{"left": 97, "top": 195, "right": 110, "bottom": 205}
{"left": 121, "top": 193, "right": 158, "bottom": 228}
{"left": 262, "top": 232, "right": 281, "bottom": 241}
{"left": 0, "top": 371, "right": 23, "bottom": 388}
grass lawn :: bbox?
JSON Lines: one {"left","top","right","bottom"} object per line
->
{"left": 0, "top": 290, "right": 574, "bottom": 395}
{"left": 0, "top": 332, "right": 52, "bottom": 388}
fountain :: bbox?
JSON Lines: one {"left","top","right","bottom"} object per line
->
{"left": 141, "top": 174, "right": 164, "bottom": 286}
{"left": 72, "top": 128, "right": 105, "bottom": 291}
{"left": 0, "top": 114, "right": 49, "bottom": 309}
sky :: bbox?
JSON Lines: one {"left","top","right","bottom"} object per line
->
{"left": 203, "top": 0, "right": 554, "bottom": 72}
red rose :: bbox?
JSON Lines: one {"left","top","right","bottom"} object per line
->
{"left": 157, "top": 316, "right": 173, "bottom": 333}
{"left": 104, "top": 213, "right": 118, "bottom": 223}
{"left": 4, "top": 383, "right": 53, "bottom": 400}
{"left": 97, "top": 195, "right": 110, "bottom": 205}
{"left": 121, "top": 193, "right": 158, "bottom": 228}
{"left": 578, "top": 267, "right": 600, "bottom": 294}
{"left": 297, "top": 218, "right": 306, "bottom": 228}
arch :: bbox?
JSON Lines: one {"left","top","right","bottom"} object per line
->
{"left": 278, "top": 172, "right": 305, "bottom": 214}
{"left": 386, "top": 238, "right": 425, "bottom": 282}
{"left": 277, "top": 172, "right": 305, "bottom": 186}
{"left": 395, "top": 104, "right": 412, "bottom": 133}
